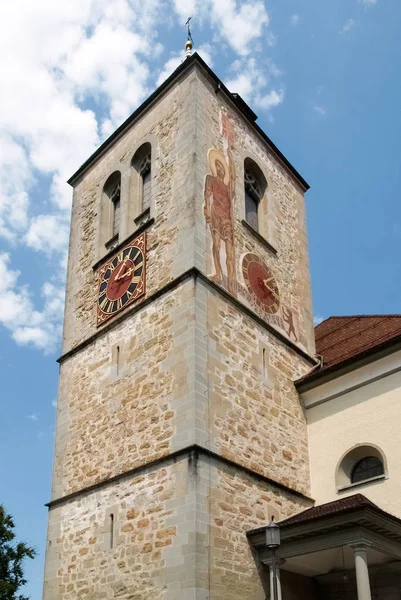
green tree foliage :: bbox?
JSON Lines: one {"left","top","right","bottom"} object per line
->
{"left": 0, "top": 505, "right": 36, "bottom": 600}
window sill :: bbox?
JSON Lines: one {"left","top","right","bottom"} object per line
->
{"left": 134, "top": 207, "right": 151, "bottom": 227}
{"left": 105, "top": 234, "right": 119, "bottom": 252}
{"left": 337, "top": 474, "right": 386, "bottom": 493}
{"left": 93, "top": 217, "right": 155, "bottom": 271}
{"left": 241, "top": 219, "right": 277, "bottom": 256}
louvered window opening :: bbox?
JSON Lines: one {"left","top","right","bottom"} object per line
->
{"left": 245, "top": 169, "right": 261, "bottom": 232}
{"left": 140, "top": 154, "right": 151, "bottom": 212}
{"left": 111, "top": 182, "right": 121, "bottom": 237}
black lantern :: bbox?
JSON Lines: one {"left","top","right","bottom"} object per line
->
{"left": 266, "top": 516, "right": 281, "bottom": 549}
{"left": 266, "top": 516, "right": 280, "bottom": 600}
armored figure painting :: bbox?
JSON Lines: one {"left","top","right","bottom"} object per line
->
{"left": 204, "top": 113, "right": 237, "bottom": 296}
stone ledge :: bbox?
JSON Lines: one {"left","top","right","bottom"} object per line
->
{"left": 57, "top": 268, "right": 318, "bottom": 366}
{"left": 241, "top": 219, "right": 278, "bottom": 256}
{"left": 46, "top": 444, "right": 314, "bottom": 510}
{"left": 92, "top": 217, "right": 155, "bottom": 272}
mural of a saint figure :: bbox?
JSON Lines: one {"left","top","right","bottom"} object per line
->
{"left": 204, "top": 147, "right": 236, "bottom": 295}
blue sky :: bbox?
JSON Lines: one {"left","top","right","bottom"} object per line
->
{"left": 0, "top": 0, "right": 399, "bottom": 597}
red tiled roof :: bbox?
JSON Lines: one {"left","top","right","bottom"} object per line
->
{"left": 246, "top": 493, "right": 401, "bottom": 539}
{"left": 279, "top": 494, "right": 377, "bottom": 527}
{"left": 299, "top": 315, "right": 401, "bottom": 385}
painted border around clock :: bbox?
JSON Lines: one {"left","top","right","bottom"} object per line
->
{"left": 96, "top": 232, "right": 147, "bottom": 326}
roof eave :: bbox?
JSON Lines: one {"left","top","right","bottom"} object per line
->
{"left": 247, "top": 505, "right": 401, "bottom": 549}
{"left": 296, "top": 333, "right": 401, "bottom": 392}
{"left": 67, "top": 53, "right": 310, "bottom": 191}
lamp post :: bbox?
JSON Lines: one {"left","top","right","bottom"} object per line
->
{"left": 266, "top": 516, "right": 281, "bottom": 600}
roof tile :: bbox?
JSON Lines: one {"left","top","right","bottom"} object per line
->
{"left": 300, "top": 315, "right": 401, "bottom": 384}
{"left": 279, "top": 494, "right": 376, "bottom": 526}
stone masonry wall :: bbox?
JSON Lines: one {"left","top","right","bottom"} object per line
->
{"left": 53, "top": 279, "right": 196, "bottom": 499}
{"left": 44, "top": 452, "right": 312, "bottom": 600}
{"left": 192, "top": 278, "right": 312, "bottom": 497}
{"left": 206, "top": 457, "right": 312, "bottom": 600}
{"left": 46, "top": 59, "right": 316, "bottom": 600}
{"left": 44, "top": 457, "right": 198, "bottom": 600}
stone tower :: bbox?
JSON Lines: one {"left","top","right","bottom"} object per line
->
{"left": 43, "top": 53, "right": 317, "bottom": 600}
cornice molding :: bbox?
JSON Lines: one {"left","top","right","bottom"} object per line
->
{"left": 58, "top": 267, "right": 317, "bottom": 366}
{"left": 46, "top": 444, "right": 313, "bottom": 509}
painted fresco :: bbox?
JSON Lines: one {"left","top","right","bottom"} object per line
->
{"left": 203, "top": 112, "right": 306, "bottom": 353}
{"left": 238, "top": 252, "right": 305, "bottom": 352}
{"left": 204, "top": 112, "right": 237, "bottom": 296}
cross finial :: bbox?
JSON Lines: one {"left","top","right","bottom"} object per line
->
{"left": 185, "top": 16, "right": 194, "bottom": 57}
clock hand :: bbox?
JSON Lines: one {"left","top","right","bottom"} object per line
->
{"left": 263, "top": 278, "right": 275, "bottom": 293}
{"left": 115, "top": 259, "right": 129, "bottom": 281}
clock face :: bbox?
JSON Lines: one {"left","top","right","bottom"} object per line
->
{"left": 242, "top": 253, "right": 280, "bottom": 314}
{"left": 97, "top": 233, "right": 146, "bottom": 325}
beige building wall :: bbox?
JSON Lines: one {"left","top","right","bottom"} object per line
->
{"left": 305, "top": 349, "right": 401, "bottom": 517}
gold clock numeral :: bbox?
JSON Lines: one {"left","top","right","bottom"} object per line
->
{"left": 131, "top": 275, "right": 142, "bottom": 284}
{"left": 135, "top": 260, "right": 143, "bottom": 270}
{"left": 130, "top": 249, "right": 140, "bottom": 262}
{"left": 117, "top": 298, "right": 123, "bottom": 310}
{"left": 99, "top": 296, "right": 112, "bottom": 313}
{"left": 99, "top": 295, "right": 108, "bottom": 310}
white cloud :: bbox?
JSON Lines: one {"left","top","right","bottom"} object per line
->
{"left": 256, "top": 89, "right": 285, "bottom": 111}
{"left": 28, "top": 414, "right": 38, "bottom": 421}
{"left": 339, "top": 18, "right": 357, "bottom": 34}
{"left": 0, "top": 0, "right": 165, "bottom": 245}
{"left": 25, "top": 215, "right": 70, "bottom": 255}
{"left": 226, "top": 58, "right": 284, "bottom": 112}
{"left": 314, "top": 105, "right": 327, "bottom": 116}
{"left": 52, "top": 399, "right": 58, "bottom": 408}
{"left": 290, "top": 14, "right": 300, "bottom": 26}
{"left": 0, "top": 253, "right": 64, "bottom": 352}
{"left": 172, "top": 0, "right": 270, "bottom": 56}
{"left": 0, "top": 0, "right": 164, "bottom": 352}
{"left": 359, "top": 0, "right": 377, "bottom": 4}
{"left": 314, "top": 316, "right": 325, "bottom": 326}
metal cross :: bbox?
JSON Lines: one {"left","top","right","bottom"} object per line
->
{"left": 185, "top": 16, "right": 194, "bottom": 45}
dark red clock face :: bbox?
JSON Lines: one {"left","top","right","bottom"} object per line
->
{"left": 97, "top": 233, "right": 146, "bottom": 325}
{"left": 242, "top": 253, "right": 280, "bottom": 314}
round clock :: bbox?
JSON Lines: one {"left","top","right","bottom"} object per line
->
{"left": 97, "top": 234, "right": 146, "bottom": 325}
{"left": 242, "top": 253, "right": 280, "bottom": 314}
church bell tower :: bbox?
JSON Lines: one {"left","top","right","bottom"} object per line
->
{"left": 43, "top": 52, "right": 316, "bottom": 600}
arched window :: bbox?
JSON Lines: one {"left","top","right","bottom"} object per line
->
{"left": 102, "top": 171, "right": 121, "bottom": 251}
{"left": 336, "top": 444, "right": 387, "bottom": 491}
{"left": 132, "top": 143, "right": 152, "bottom": 216}
{"left": 244, "top": 158, "right": 267, "bottom": 233}
{"left": 351, "top": 457, "right": 384, "bottom": 484}
{"left": 110, "top": 181, "right": 121, "bottom": 237}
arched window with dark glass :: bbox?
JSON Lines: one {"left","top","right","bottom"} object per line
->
{"left": 132, "top": 143, "right": 152, "bottom": 216}
{"left": 351, "top": 456, "right": 384, "bottom": 484}
{"left": 102, "top": 171, "right": 121, "bottom": 251}
{"left": 244, "top": 158, "right": 267, "bottom": 233}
